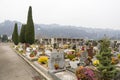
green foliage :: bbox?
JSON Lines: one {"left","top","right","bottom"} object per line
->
{"left": 25, "top": 6, "right": 35, "bottom": 44}
{"left": 99, "top": 38, "right": 110, "bottom": 53}
{"left": 0, "top": 35, "right": 1, "bottom": 39}
{"left": 20, "top": 24, "right": 26, "bottom": 43}
{"left": 96, "top": 38, "right": 117, "bottom": 80}
{"left": 1, "top": 34, "right": 8, "bottom": 42}
{"left": 12, "top": 23, "right": 19, "bottom": 45}
{"left": 67, "top": 54, "right": 76, "bottom": 60}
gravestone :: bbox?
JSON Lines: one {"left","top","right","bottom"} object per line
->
{"left": 36, "top": 51, "right": 42, "bottom": 57}
{"left": 114, "top": 41, "right": 117, "bottom": 48}
{"left": 45, "top": 50, "right": 51, "bottom": 57}
{"left": 48, "top": 51, "right": 65, "bottom": 73}
{"left": 81, "top": 51, "right": 88, "bottom": 58}
{"left": 118, "top": 45, "right": 120, "bottom": 52}
{"left": 87, "top": 47, "right": 94, "bottom": 58}
{"left": 65, "top": 59, "right": 70, "bottom": 67}
{"left": 110, "top": 41, "right": 114, "bottom": 48}
{"left": 79, "top": 51, "right": 88, "bottom": 66}
{"left": 70, "top": 61, "right": 79, "bottom": 69}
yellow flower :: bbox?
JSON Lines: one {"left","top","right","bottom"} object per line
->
{"left": 118, "top": 54, "right": 120, "bottom": 60}
{"left": 111, "top": 57, "right": 119, "bottom": 64}
{"left": 38, "top": 56, "right": 48, "bottom": 64}
{"left": 93, "top": 60, "right": 99, "bottom": 66}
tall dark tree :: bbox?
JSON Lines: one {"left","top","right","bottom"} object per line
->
{"left": 25, "top": 6, "right": 35, "bottom": 44}
{"left": 20, "top": 24, "right": 26, "bottom": 43}
{"left": 12, "top": 23, "right": 19, "bottom": 45}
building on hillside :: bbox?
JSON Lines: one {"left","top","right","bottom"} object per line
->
{"left": 36, "top": 36, "right": 84, "bottom": 45}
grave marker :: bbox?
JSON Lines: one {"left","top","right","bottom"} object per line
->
{"left": 48, "top": 51, "right": 65, "bottom": 72}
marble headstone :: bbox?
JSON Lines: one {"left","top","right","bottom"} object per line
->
{"left": 48, "top": 51, "right": 65, "bottom": 72}
{"left": 118, "top": 45, "right": 120, "bottom": 52}
{"left": 79, "top": 51, "right": 88, "bottom": 66}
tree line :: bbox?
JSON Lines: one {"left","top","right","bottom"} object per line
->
{"left": 12, "top": 6, "right": 35, "bottom": 45}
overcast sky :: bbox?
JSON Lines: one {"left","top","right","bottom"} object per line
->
{"left": 0, "top": 0, "right": 120, "bottom": 29}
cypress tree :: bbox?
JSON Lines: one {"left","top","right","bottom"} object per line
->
{"left": 96, "top": 38, "right": 117, "bottom": 80}
{"left": 12, "top": 23, "right": 19, "bottom": 45}
{"left": 20, "top": 24, "right": 26, "bottom": 43}
{"left": 25, "top": 6, "right": 35, "bottom": 44}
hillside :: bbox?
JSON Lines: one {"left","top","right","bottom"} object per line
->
{"left": 0, "top": 20, "right": 120, "bottom": 40}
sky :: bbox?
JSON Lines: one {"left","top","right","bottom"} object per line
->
{"left": 0, "top": 0, "right": 120, "bottom": 29}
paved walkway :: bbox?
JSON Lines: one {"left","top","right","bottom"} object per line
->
{"left": 0, "top": 43, "right": 41, "bottom": 80}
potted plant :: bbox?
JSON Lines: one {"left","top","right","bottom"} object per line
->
{"left": 66, "top": 51, "right": 76, "bottom": 60}
{"left": 54, "top": 63, "right": 59, "bottom": 70}
{"left": 29, "top": 53, "right": 35, "bottom": 57}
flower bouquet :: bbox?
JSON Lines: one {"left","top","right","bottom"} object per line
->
{"left": 66, "top": 50, "right": 76, "bottom": 60}
{"left": 38, "top": 56, "right": 48, "bottom": 64}
{"left": 29, "top": 50, "right": 37, "bottom": 57}
{"left": 111, "top": 57, "right": 119, "bottom": 64}
{"left": 54, "top": 63, "right": 59, "bottom": 70}
{"left": 76, "top": 66, "right": 97, "bottom": 80}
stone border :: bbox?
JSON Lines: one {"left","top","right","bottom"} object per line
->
{"left": 12, "top": 48, "right": 53, "bottom": 80}
{"left": 48, "top": 72, "right": 61, "bottom": 80}
{"left": 11, "top": 46, "right": 78, "bottom": 80}
{"left": 33, "top": 61, "right": 61, "bottom": 80}
{"left": 13, "top": 49, "right": 75, "bottom": 80}
{"left": 66, "top": 67, "right": 75, "bottom": 73}
{"left": 33, "top": 61, "right": 50, "bottom": 76}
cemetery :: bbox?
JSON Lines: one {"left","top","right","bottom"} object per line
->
{"left": 12, "top": 38, "right": 120, "bottom": 80}
{"left": 10, "top": 6, "right": 120, "bottom": 80}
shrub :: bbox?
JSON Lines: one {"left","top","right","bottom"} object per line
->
{"left": 96, "top": 38, "right": 117, "bottom": 80}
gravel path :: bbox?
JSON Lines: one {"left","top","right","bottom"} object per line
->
{"left": 0, "top": 43, "right": 41, "bottom": 80}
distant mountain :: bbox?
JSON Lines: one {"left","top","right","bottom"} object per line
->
{"left": 0, "top": 20, "right": 22, "bottom": 36}
{"left": 0, "top": 20, "right": 120, "bottom": 40}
